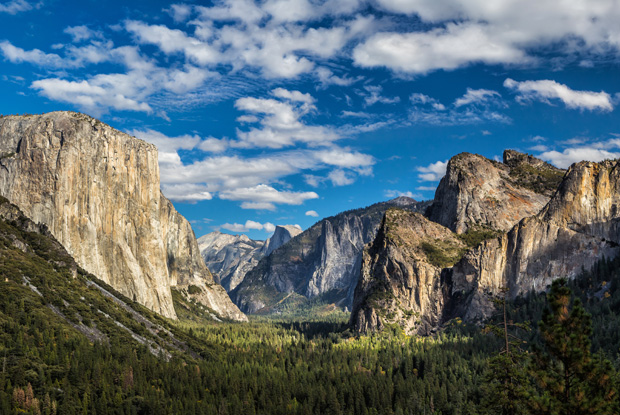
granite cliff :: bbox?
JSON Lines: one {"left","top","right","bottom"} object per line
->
{"left": 0, "top": 112, "right": 245, "bottom": 321}
{"left": 351, "top": 151, "right": 619, "bottom": 334}
{"left": 198, "top": 225, "right": 301, "bottom": 291}
{"left": 427, "top": 151, "right": 563, "bottom": 234}
{"left": 230, "top": 197, "right": 430, "bottom": 314}
{"left": 351, "top": 209, "right": 465, "bottom": 335}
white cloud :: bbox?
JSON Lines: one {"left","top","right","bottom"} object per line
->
{"left": 221, "top": 220, "right": 276, "bottom": 233}
{"left": 410, "top": 93, "right": 446, "bottom": 110}
{"left": 160, "top": 183, "right": 213, "bottom": 202}
{"left": 234, "top": 90, "right": 340, "bottom": 148}
{"left": 219, "top": 184, "right": 319, "bottom": 210}
{"left": 504, "top": 78, "right": 613, "bottom": 111}
{"left": 0, "top": 0, "right": 32, "bottom": 14}
{"left": 311, "top": 147, "right": 375, "bottom": 170}
{"left": 272, "top": 87, "right": 314, "bottom": 104}
{"left": 125, "top": 20, "right": 220, "bottom": 66}
{"left": 360, "top": 84, "right": 400, "bottom": 106}
{"left": 64, "top": 25, "right": 103, "bottom": 43}
{"left": 167, "top": 4, "right": 193, "bottom": 23}
{"left": 315, "top": 67, "right": 361, "bottom": 89}
{"left": 454, "top": 88, "right": 502, "bottom": 107}
{"left": 416, "top": 160, "right": 448, "bottom": 181}
{"left": 305, "top": 210, "right": 319, "bottom": 217}
{"left": 31, "top": 78, "right": 153, "bottom": 114}
{"left": 353, "top": 23, "right": 526, "bottom": 74}
{"left": 538, "top": 147, "right": 620, "bottom": 169}
{"left": 0, "top": 41, "right": 66, "bottom": 68}
{"left": 130, "top": 129, "right": 201, "bottom": 154}
{"left": 328, "top": 169, "right": 355, "bottom": 186}
{"left": 416, "top": 186, "right": 437, "bottom": 191}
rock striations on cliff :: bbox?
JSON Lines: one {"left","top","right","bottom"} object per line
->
{"left": 230, "top": 197, "right": 430, "bottom": 314}
{"left": 0, "top": 112, "right": 245, "bottom": 321}
{"left": 351, "top": 151, "right": 620, "bottom": 334}
{"left": 427, "top": 151, "right": 563, "bottom": 234}
{"left": 198, "top": 225, "right": 301, "bottom": 292}
{"left": 351, "top": 209, "right": 465, "bottom": 335}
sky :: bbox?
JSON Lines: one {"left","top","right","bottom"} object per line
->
{"left": 2, "top": 0, "right": 620, "bottom": 240}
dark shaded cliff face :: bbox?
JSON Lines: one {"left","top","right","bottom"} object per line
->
{"left": 0, "top": 112, "right": 246, "bottom": 321}
{"left": 427, "top": 151, "right": 561, "bottom": 234}
{"left": 230, "top": 197, "right": 431, "bottom": 314}
{"left": 351, "top": 152, "right": 620, "bottom": 335}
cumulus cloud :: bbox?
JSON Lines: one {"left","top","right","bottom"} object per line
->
{"left": 353, "top": 23, "right": 526, "bottom": 74}
{"left": 221, "top": 220, "right": 276, "bottom": 233}
{"left": 0, "top": 41, "right": 66, "bottom": 68}
{"left": 504, "top": 78, "right": 613, "bottom": 111}
{"left": 416, "top": 160, "right": 448, "bottom": 181}
{"left": 305, "top": 210, "right": 319, "bottom": 217}
{"left": 234, "top": 89, "right": 340, "bottom": 148}
{"left": 219, "top": 184, "right": 319, "bottom": 210}
{"left": 328, "top": 169, "right": 355, "bottom": 186}
{"left": 537, "top": 139, "right": 620, "bottom": 168}
{"left": 160, "top": 183, "right": 213, "bottom": 202}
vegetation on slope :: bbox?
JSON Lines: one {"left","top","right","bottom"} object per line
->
{"left": 1, "top": 195, "right": 619, "bottom": 414}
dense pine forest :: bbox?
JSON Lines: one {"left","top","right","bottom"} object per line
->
{"left": 0, "top": 196, "right": 619, "bottom": 414}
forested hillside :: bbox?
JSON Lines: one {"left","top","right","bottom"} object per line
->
{"left": 0, "top": 194, "right": 619, "bottom": 414}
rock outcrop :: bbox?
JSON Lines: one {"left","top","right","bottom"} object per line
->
{"left": 230, "top": 197, "right": 430, "bottom": 313}
{"left": 451, "top": 159, "right": 620, "bottom": 321}
{"left": 0, "top": 112, "right": 245, "bottom": 321}
{"left": 427, "top": 151, "right": 561, "bottom": 234}
{"left": 351, "top": 153, "right": 620, "bottom": 334}
{"left": 264, "top": 225, "right": 302, "bottom": 256}
{"left": 199, "top": 225, "right": 302, "bottom": 292}
{"left": 351, "top": 209, "right": 465, "bottom": 335}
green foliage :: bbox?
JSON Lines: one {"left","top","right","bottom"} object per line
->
{"left": 420, "top": 239, "right": 465, "bottom": 268}
{"left": 508, "top": 162, "right": 565, "bottom": 195}
{"left": 528, "top": 279, "right": 618, "bottom": 414}
{"left": 458, "top": 226, "right": 502, "bottom": 248}
{"left": 187, "top": 284, "right": 202, "bottom": 295}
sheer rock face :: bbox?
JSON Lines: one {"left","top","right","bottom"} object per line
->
{"left": 199, "top": 232, "right": 265, "bottom": 292}
{"left": 230, "top": 197, "right": 430, "bottom": 314}
{"left": 351, "top": 154, "right": 620, "bottom": 334}
{"left": 264, "top": 225, "right": 302, "bottom": 256}
{"left": 427, "top": 152, "right": 557, "bottom": 234}
{"left": 199, "top": 225, "right": 302, "bottom": 292}
{"left": 451, "top": 159, "right": 620, "bottom": 321}
{"left": 0, "top": 112, "right": 245, "bottom": 321}
{"left": 351, "top": 210, "right": 465, "bottom": 335}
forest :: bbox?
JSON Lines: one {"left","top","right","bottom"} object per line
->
{"left": 0, "top": 203, "right": 619, "bottom": 414}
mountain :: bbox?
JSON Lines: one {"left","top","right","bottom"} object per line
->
{"left": 0, "top": 194, "right": 202, "bottom": 357}
{"left": 427, "top": 150, "right": 564, "bottom": 234}
{"left": 350, "top": 151, "right": 619, "bottom": 334}
{"left": 0, "top": 112, "right": 245, "bottom": 321}
{"left": 351, "top": 209, "right": 465, "bottom": 335}
{"left": 230, "top": 196, "right": 430, "bottom": 313}
{"left": 199, "top": 225, "right": 302, "bottom": 292}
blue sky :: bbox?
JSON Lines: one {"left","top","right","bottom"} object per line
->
{"left": 2, "top": 0, "right": 620, "bottom": 240}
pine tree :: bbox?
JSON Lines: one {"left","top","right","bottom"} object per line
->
{"left": 481, "top": 288, "right": 531, "bottom": 415}
{"left": 529, "top": 278, "right": 617, "bottom": 415}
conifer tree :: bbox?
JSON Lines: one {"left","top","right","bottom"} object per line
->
{"left": 481, "top": 288, "right": 531, "bottom": 415}
{"left": 529, "top": 278, "right": 617, "bottom": 415}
